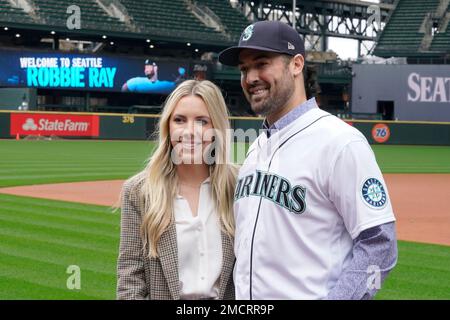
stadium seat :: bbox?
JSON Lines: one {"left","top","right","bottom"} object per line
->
{"left": 430, "top": 11, "right": 450, "bottom": 52}
{"left": 374, "top": 0, "right": 441, "bottom": 56}
{"left": 0, "top": 0, "right": 34, "bottom": 24}
{"left": 0, "top": 0, "right": 252, "bottom": 47}
{"left": 31, "top": 0, "right": 126, "bottom": 32}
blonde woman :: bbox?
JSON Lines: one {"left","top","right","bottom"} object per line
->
{"left": 117, "top": 80, "right": 237, "bottom": 300}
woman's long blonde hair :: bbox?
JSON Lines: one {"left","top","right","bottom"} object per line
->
{"left": 140, "top": 80, "right": 237, "bottom": 258}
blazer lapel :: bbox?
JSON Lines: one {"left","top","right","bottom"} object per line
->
{"left": 157, "top": 223, "right": 181, "bottom": 300}
{"left": 218, "top": 231, "right": 235, "bottom": 299}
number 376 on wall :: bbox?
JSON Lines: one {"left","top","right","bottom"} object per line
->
{"left": 122, "top": 115, "right": 135, "bottom": 124}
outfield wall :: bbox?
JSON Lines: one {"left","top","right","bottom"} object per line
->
{"left": 352, "top": 64, "right": 450, "bottom": 122}
{"left": 0, "top": 111, "right": 449, "bottom": 145}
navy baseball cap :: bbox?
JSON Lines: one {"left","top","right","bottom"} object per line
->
{"left": 145, "top": 59, "right": 156, "bottom": 65}
{"left": 219, "top": 20, "right": 305, "bottom": 66}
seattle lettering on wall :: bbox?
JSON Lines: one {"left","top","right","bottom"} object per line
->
{"left": 407, "top": 73, "right": 450, "bottom": 103}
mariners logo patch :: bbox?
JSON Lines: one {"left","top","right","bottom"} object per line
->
{"left": 361, "top": 178, "right": 387, "bottom": 209}
{"left": 242, "top": 24, "right": 254, "bottom": 41}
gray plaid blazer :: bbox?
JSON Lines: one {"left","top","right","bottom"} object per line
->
{"left": 117, "top": 173, "right": 235, "bottom": 300}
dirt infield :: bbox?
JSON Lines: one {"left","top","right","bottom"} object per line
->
{"left": 383, "top": 174, "right": 450, "bottom": 246}
{"left": 0, "top": 174, "right": 449, "bottom": 246}
{"left": 0, "top": 180, "right": 124, "bottom": 207}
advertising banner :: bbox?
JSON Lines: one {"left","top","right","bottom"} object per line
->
{"left": 0, "top": 49, "right": 189, "bottom": 94}
{"left": 10, "top": 113, "right": 99, "bottom": 137}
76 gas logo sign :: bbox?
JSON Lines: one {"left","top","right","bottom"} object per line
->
{"left": 372, "top": 124, "right": 390, "bottom": 143}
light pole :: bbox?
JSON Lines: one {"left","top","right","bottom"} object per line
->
{"left": 293, "top": 0, "right": 296, "bottom": 29}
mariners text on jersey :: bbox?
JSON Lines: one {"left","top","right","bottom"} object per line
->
{"left": 234, "top": 170, "right": 307, "bottom": 214}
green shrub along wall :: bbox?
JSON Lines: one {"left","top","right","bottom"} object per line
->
{"left": 0, "top": 111, "right": 449, "bottom": 145}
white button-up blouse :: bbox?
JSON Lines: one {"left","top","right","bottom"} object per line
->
{"left": 174, "top": 178, "right": 223, "bottom": 299}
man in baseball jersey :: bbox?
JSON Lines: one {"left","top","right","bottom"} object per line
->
{"left": 219, "top": 20, "right": 398, "bottom": 300}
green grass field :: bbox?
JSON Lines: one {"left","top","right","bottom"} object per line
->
{"left": 0, "top": 194, "right": 118, "bottom": 299}
{"left": 0, "top": 140, "right": 449, "bottom": 299}
{"left": 0, "top": 140, "right": 153, "bottom": 187}
{"left": 1, "top": 141, "right": 449, "bottom": 188}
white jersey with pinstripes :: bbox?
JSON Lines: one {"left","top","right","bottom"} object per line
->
{"left": 233, "top": 107, "right": 396, "bottom": 299}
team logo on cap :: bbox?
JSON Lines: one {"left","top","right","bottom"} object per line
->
{"left": 242, "top": 24, "right": 254, "bottom": 41}
{"left": 361, "top": 178, "right": 387, "bottom": 209}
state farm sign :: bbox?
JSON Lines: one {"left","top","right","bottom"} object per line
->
{"left": 11, "top": 113, "right": 99, "bottom": 137}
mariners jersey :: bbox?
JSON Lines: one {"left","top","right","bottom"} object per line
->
{"left": 233, "top": 107, "right": 396, "bottom": 299}
{"left": 125, "top": 77, "right": 175, "bottom": 94}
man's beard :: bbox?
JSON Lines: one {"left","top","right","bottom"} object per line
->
{"left": 247, "top": 76, "right": 295, "bottom": 117}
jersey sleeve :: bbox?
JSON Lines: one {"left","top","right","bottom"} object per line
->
{"left": 125, "top": 78, "right": 138, "bottom": 92}
{"left": 328, "top": 139, "right": 396, "bottom": 239}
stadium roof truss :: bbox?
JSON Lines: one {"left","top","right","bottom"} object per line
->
{"left": 238, "top": 0, "right": 395, "bottom": 56}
